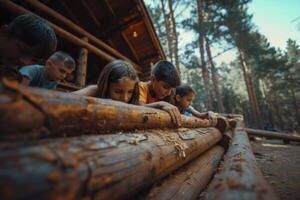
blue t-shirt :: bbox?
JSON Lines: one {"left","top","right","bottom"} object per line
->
{"left": 19, "top": 65, "right": 58, "bottom": 89}
{"left": 183, "top": 107, "right": 193, "bottom": 117}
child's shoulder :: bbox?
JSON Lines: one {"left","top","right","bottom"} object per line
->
{"left": 20, "top": 64, "right": 44, "bottom": 71}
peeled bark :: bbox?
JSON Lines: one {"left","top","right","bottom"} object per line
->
{"left": 0, "top": 128, "right": 222, "bottom": 200}
{"left": 146, "top": 145, "right": 224, "bottom": 200}
{"left": 205, "top": 124, "right": 278, "bottom": 200}
{"left": 0, "top": 81, "right": 215, "bottom": 139}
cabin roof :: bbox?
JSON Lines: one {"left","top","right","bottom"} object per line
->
{"left": 0, "top": 0, "right": 165, "bottom": 87}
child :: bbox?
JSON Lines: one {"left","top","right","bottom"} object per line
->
{"left": 73, "top": 60, "right": 139, "bottom": 104}
{"left": 175, "top": 84, "right": 216, "bottom": 119}
{"left": 0, "top": 14, "right": 57, "bottom": 81}
{"left": 139, "top": 60, "right": 182, "bottom": 126}
{"left": 19, "top": 51, "right": 75, "bottom": 89}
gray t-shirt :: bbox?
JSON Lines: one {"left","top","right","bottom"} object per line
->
{"left": 19, "top": 65, "right": 58, "bottom": 89}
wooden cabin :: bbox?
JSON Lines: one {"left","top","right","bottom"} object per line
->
{"left": 0, "top": 0, "right": 165, "bottom": 90}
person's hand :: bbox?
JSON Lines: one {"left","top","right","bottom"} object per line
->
{"left": 207, "top": 111, "right": 218, "bottom": 126}
{"left": 159, "top": 102, "right": 182, "bottom": 126}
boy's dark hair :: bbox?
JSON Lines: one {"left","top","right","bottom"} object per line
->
{"left": 151, "top": 60, "right": 181, "bottom": 87}
{"left": 176, "top": 85, "right": 196, "bottom": 97}
{"left": 96, "top": 60, "right": 140, "bottom": 105}
{"left": 7, "top": 14, "right": 57, "bottom": 60}
{"left": 48, "top": 51, "right": 75, "bottom": 70}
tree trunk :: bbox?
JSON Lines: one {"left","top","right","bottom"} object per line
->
{"left": 146, "top": 146, "right": 224, "bottom": 200}
{"left": 273, "top": 92, "right": 284, "bottom": 131}
{"left": 290, "top": 87, "right": 300, "bottom": 130}
{"left": 205, "top": 121, "right": 279, "bottom": 200}
{"left": 76, "top": 37, "right": 88, "bottom": 87}
{"left": 0, "top": 81, "right": 217, "bottom": 140}
{"left": 0, "top": 128, "right": 222, "bottom": 200}
{"left": 197, "top": 0, "right": 212, "bottom": 111}
{"left": 238, "top": 48, "right": 259, "bottom": 127}
{"left": 205, "top": 36, "right": 224, "bottom": 113}
{"left": 168, "top": 0, "right": 180, "bottom": 74}
{"left": 160, "top": 0, "right": 173, "bottom": 62}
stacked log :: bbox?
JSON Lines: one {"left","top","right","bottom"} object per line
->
{"left": 205, "top": 125, "right": 279, "bottom": 200}
{"left": 145, "top": 146, "right": 224, "bottom": 200}
{"left": 0, "top": 128, "right": 222, "bottom": 200}
{"left": 0, "top": 81, "right": 215, "bottom": 140}
{"left": 0, "top": 82, "right": 279, "bottom": 199}
{"left": 246, "top": 128, "right": 300, "bottom": 143}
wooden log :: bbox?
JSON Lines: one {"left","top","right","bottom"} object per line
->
{"left": 205, "top": 126, "right": 278, "bottom": 200}
{"left": 0, "top": 81, "right": 216, "bottom": 139}
{"left": 245, "top": 128, "right": 300, "bottom": 142}
{"left": 23, "top": 0, "right": 142, "bottom": 71}
{"left": 0, "top": 1, "right": 122, "bottom": 65}
{"left": 0, "top": 128, "right": 222, "bottom": 200}
{"left": 145, "top": 145, "right": 224, "bottom": 200}
{"left": 76, "top": 37, "right": 88, "bottom": 87}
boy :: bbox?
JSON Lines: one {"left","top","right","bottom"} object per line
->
{"left": 0, "top": 14, "right": 57, "bottom": 81}
{"left": 139, "top": 60, "right": 182, "bottom": 126}
{"left": 19, "top": 51, "right": 75, "bottom": 89}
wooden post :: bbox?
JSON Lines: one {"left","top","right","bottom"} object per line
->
{"left": 76, "top": 37, "right": 88, "bottom": 87}
{"left": 245, "top": 128, "right": 300, "bottom": 142}
{"left": 205, "top": 123, "right": 279, "bottom": 200}
{"left": 0, "top": 128, "right": 222, "bottom": 200}
{"left": 0, "top": 81, "right": 218, "bottom": 140}
{"left": 146, "top": 146, "right": 224, "bottom": 200}
{"left": 23, "top": 0, "right": 141, "bottom": 70}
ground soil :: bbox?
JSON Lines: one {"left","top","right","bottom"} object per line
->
{"left": 251, "top": 138, "right": 300, "bottom": 200}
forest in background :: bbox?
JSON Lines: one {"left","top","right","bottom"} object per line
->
{"left": 144, "top": 0, "right": 300, "bottom": 132}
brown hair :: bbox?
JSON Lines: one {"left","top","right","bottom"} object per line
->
{"left": 174, "top": 85, "right": 196, "bottom": 113}
{"left": 96, "top": 60, "right": 139, "bottom": 104}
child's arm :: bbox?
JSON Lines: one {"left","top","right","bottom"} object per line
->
{"left": 143, "top": 101, "right": 182, "bottom": 126}
{"left": 189, "top": 106, "right": 216, "bottom": 119}
{"left": 72, "top": 85, "right": 97, "bottom": 96}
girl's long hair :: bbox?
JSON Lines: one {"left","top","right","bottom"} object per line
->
{"left": 96, "top": 60, "right": 139, "bottom": 104}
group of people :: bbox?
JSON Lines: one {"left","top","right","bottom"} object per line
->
{"left": 0, "top": 14, "right": 213, "bottom": 126}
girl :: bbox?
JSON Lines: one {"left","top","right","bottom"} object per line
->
{"left": 174, "top": 85, "right": 215, "bottom": 119}
{"left": 73, "top": 60, "right": 139, "bottom": 104}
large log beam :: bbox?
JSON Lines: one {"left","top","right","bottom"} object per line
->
{"left": 245, "top": 128, "right": 300, "bottom": 143}
{"left": 145, "top": 145, "right": 224, "bottom": 200}
{"left": 205, "top": 126, "right": 278, "bottom": 200}
{"left": 0, "top": 128, "right": 222, "bottom": 200}
{"left": 0, "top": 81, "right": 216, "bottom": 139}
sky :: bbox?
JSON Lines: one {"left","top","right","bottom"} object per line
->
{"left": 213, "top": 0, "right": 300, "bottom": 64}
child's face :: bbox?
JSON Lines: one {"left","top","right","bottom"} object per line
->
{"left": 109, "top": 77, "right": 136, "bottom": 103}
{"left": 45, "top": 60, "right": 73, "bottom": 81}
{"left": 176, "top": 92, "right": 195, "bottom": 110}
{"left": 151, "top": 77, "right": 173, "bottom": 99}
